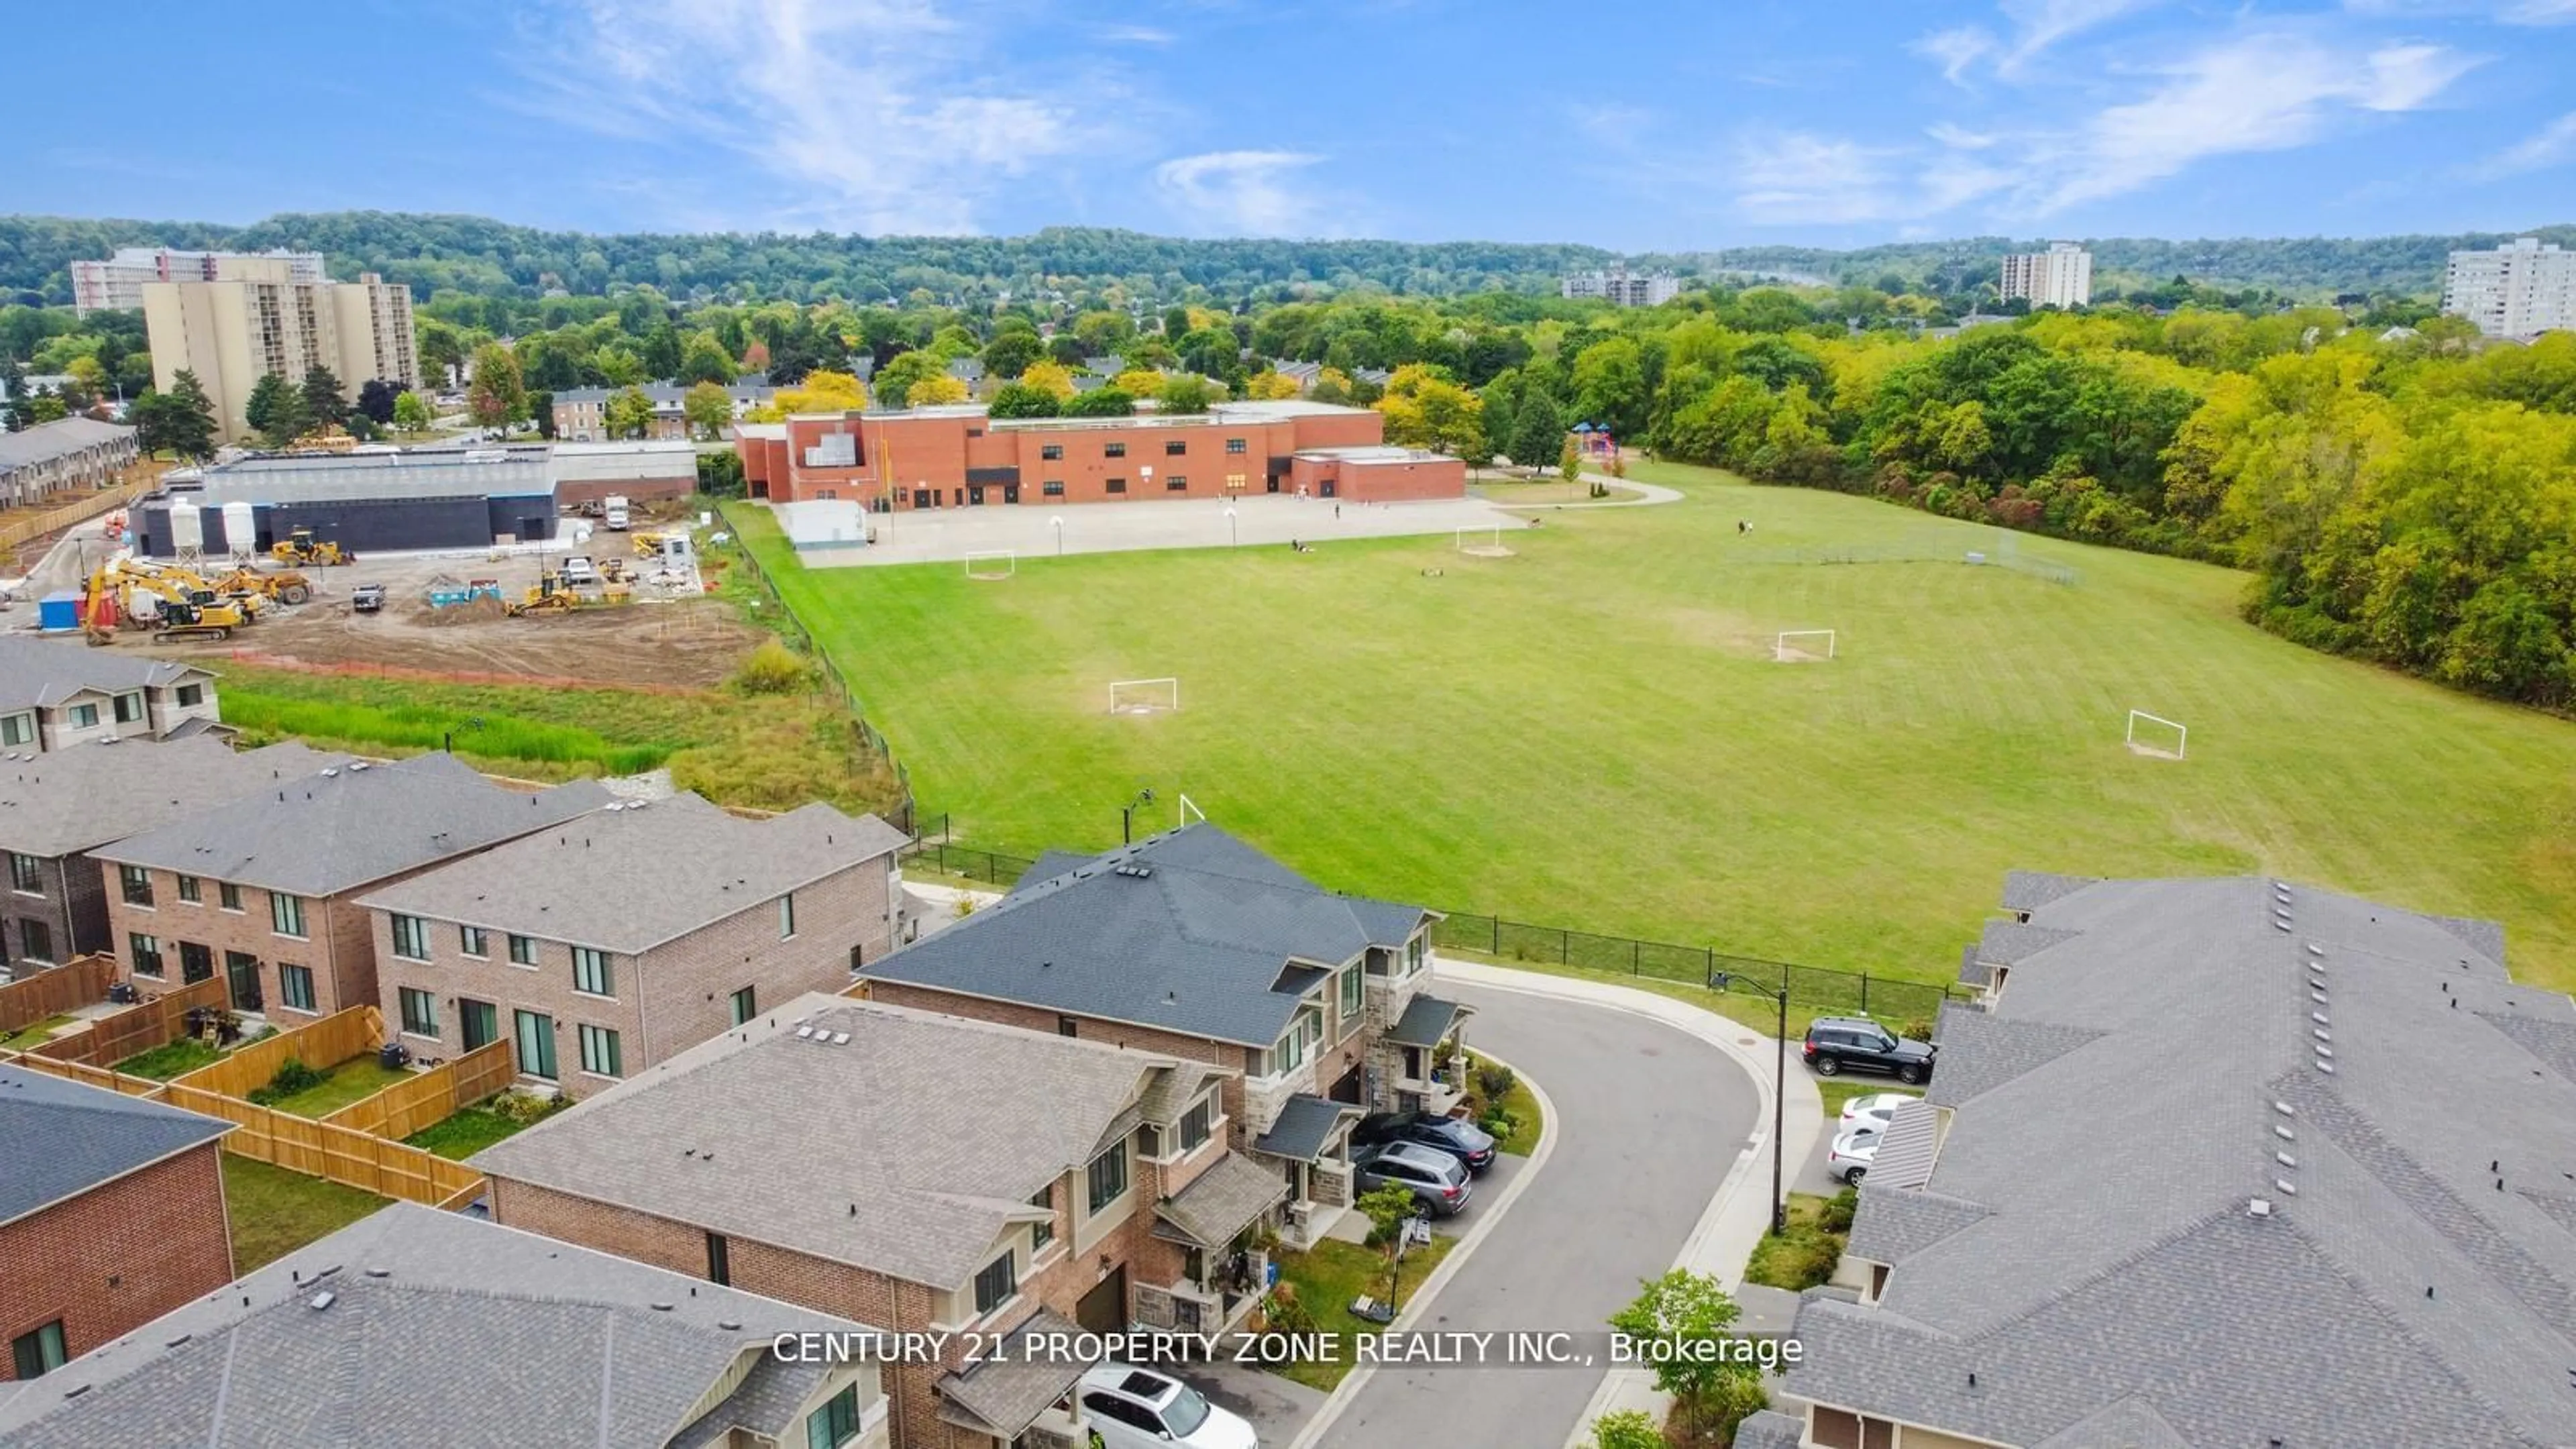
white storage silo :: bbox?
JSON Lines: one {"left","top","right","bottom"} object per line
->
{"left": 167, "top": 501, "right": 204, "bottom": 558}
{"left": 221, "top": 500, "right": 257, "bottom": 559}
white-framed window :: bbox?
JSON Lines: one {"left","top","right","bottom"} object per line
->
{"left": 67, "top": 703, "right": 99, "bottom": 729}
{"left": 578, "top": 1022, "right": 623, "bottom": 1077}
{"left": 1030, "top": 1185, "right": 1056, "bottom": 1250}
{"left": 113, "top": 692, "right": 145, "bottom": 724}
{"left": 1269, "top": 1008, "right": 1320, "bottom": 1076}
{"left": 390, "top": 914, "right": 431, "bottom": 961}
{"left": 0, "top": 713, "right": 32, "bottom": 747}
{"left": 270, "top": 892, "right": 307, "bottom": 939}
{"left": 779, "top": 893, "right": 796, "bottom": 939}
{"left": 399, "top": 987, "right": 438, "bottom": 1038}
{"left": 1179, "top": 1090, "right": 1217, "bottom": 1152}
{"left": 460, "top": 925, "right": 488, "bottom": 958}
{"left": 572, "top": 946, "right": 613, "bottom": 996}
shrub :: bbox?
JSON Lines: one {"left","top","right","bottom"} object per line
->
{"left": 1262, "top": 1282, "right": 1317, "bottom": 1335}
{"left": 1474, "top": 1061, "right": 1517, "bottom": 1102}
{"left": 1692, "top": 1373, "right": 1770, "bottom": 1444}
{"left": 1820, "top": 1186, "right": 1859, "bottom": 1234}
{"left": 1590, "top": 1409, "right": 1663, "bottom": 1449}
{"left": 1477, "top": 1106, "right": 1520, "bottom": 1143}
{"left": 488, "top": 1090, "right": 566, "bottom": 1126}
{"left": 248, "top": 1057, "right": 325, "bottom": 1104}
{"left": 733, "top": 639, "right": 811, "bottom": 695}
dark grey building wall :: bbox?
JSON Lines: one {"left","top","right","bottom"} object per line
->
{"left": 136, "top": 492, "right": 559, "bottom": 557}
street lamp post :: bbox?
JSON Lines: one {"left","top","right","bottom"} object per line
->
{"left": 1120, "top": 788, "right": 1157, "bottom": 845}
{"left": 1224, "top": 505, "right": 1237, "bottom": 547}
{"left": 1713, "top": 967, "right": 1792, "bottom": 1238}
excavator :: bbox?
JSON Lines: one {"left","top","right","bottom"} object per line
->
{"left": 110, "top": 557, "right": 271, "bottom": 621}
{"left": 80, "top": 560, "right": 258, "bottom": 643}
{"left": 271, "top": 528, "right": 354, "bottom": 567}
{"left": 206, "top": 566, "right": 315, "bottom": 606}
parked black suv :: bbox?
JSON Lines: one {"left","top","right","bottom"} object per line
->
{"left": 1352, "top": 1111, "right": 1497, "bottom": 1175}
{"left": 1803, "top": 1016, "right": 1936, "bottom": 1083}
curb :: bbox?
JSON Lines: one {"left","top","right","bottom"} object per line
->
{"left": 1284, "top": 1048, "right": 1558, "bottom": 1449}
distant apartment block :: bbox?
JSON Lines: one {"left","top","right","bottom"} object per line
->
{"left": 140, "top": 262, "right": 421, "bottom": 443}
{"left": 2442, "top": 236, "right": 2576, "bottom": 339}
{"left": 2000, "top": 241, "right": 2092, "bottom": 309}
{"left": 70, "top": 247, "right": 326, "bottom": 316}
{"left": 1561, "top": 266, "right": 1680, "bottom": 307}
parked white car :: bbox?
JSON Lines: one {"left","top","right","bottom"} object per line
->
{"left": 1835, "top": 1091, "right": 1919, "bottom": 1137}
{"left": 1079, "top": 1363, "right": 1258, "bottom": 1449}
{"left": 1827, "top": 1126, "right": 1882, "bottom": 1184}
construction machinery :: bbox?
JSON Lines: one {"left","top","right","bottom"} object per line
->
{"left": 207, "top": 566, "right": 315, "bottom": 606}
{"left": 505, "top": 572, "right": 580, "bottom": 618}
{"left": 80, "top": 560, "right": 258, "bottom": 643}
{"left": 271, "top": 528, "right": 354, "bottom": 567}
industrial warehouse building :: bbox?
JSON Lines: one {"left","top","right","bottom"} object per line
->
{"left": 127, "top": 442, "right": 697, "bottom": 558}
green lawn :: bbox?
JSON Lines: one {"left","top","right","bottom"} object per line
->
{"left": 1266, "top": 1234, "right": 1458, "bottom": 1391}
{"left": 1743, "top": 1191, "right": 1851, "bottom": 1291}
{"left": 221, "top": 1156, "right": 389, "bottom": 1271}
{"left": 254, "top": 1057, "right": 416, "bottom": 1118}
{"left": 0, "top": 1014, "right": 74, "bottom": 1052}
{"left": 1463, "top": 1053, "right": 1546, "bottom": 1158}
{"left": 729, "top": 466, "right": 2576, "bottom": 996}
{"left": 116, "top": 1036, "right": 223, "bottom": 1079}
{"left": 402, "top": 1104, "right": 538, "bottom": 1160}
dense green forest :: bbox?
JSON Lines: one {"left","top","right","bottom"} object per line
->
{"left": 5, "top": 211, "right": 2569, "bottom": 309}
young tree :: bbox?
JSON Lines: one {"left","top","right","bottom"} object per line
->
{"left": 769, "top": 370, "right": 869, "bottom": 416}
{"left": 244, "top": 371, "right": 309, "bottom": 448}
{"left": 1063, "top": 386, "right": 1136, "bottom": 418}
{"left": 684, "top": 380, "right": 735, "bottom": 439}
{"left": 1020, "top": 360, "right": 1076, "bottom": 400}
{"left": 392, "top": 389, "right": 434, "bottom": 432}
{"left": 987, "top": 382, "right": 1061, "bottom": 419}
{"left": 301, "top": 365, "right": 348, "bottom": 431}
{"left": 1588, "top": 1410, "right": 1664, "bottom": 1449}
{"left": 356, "top": 378, "right": 400, "bottom": 426}
{"left": 1157, "top": 374, "right": 1216, "bottom": 414}
{"left": 870, "top": 351, "right": 947, "bottom": 409}
{"left": 1244, "top": 369, "right": 1301, "bottom": 400}
{"left": 1375, "top": 364, "right": 1483, "bottom": 458}
{"left": 604, "top": 385, "right": 657, "bottom": 439}
{"left": 1607, "top": 1270, "right": 1762, "bottom": 1440}
{"left": 1509, "top": 388, "right": 1568, "bottom": 472}
{"left": 906, "top": 374, "right": 972, "bottom": 407}
{"left": 1560, "top": 436, "right": 1584, "bottom": 484}
{"left": 466, "top": 342, "right": 526, "bottom": 429}
{"left": 529, "top": 388, "right": 557, "bottom": 439}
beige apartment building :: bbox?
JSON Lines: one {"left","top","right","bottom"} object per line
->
{"left": 141, "top": 260, "right": 421, "bottom": 443}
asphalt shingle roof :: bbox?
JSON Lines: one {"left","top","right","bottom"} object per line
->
{"left": 1785, "top": 874, "right": 2576, "bottom": 1448}
{"left": 0, "top": 415, "right": 131, "bottom": 472}
{"left": 1385, "top": 994, "right": 1466, "bottom": 1049}
{"left": 1729, "top": 1409, "right": 1805, "bottom": 1449}
{"left": 472, "top": 995, "right": 1194, "bottom": 1289}
{"left": 936, "top": 1309, "right": 1090, "bottom": 1438}
{"left": 358, "top": 792, "right": 906, "bottom": 955}
{"left": 1254, "top": 1093, "right": 1358, "bottom": 1163}
{"left": 0, "top": 1064, "right": 232, "bottom": 1224}
{"left": 0, "top": 738, "right": 347, "bottom": 859}
{"left": 1154, "top": 1151, "right": 1290, "bottom": 1248}
{"left": 0, "top": 635, "right": 208, "bottom": 714}
{"left": 91, "top": 752, "right": 611, "bottom": 897}
{"left": 865, "top": 824, "right": 1430, "bottom": 1047}
{"left": 0, "top": 1202, "right": 873, "bottom": 1448}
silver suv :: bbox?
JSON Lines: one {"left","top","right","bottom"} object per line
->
{"left": 1352, "top": 1139, "right": 1474, "bottom": 1217}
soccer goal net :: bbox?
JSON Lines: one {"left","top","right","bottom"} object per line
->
{"left": 2126, "top": 709, "right": 2188, "bottom": 760}
{"left": 964, "top": 550, "right": 1016, "bottom": 580}
{"left": 1774, "top": 629, "right": 1837, "bottom": 662}
{"left": 1108, "top": 678, "right": 1180, "bottom": 715}
{"left": 1177, "top": 793, "right": 1208, "bottom": 826}
{"left": 1457, "top": 526, "right": 1514, "bottom": 558}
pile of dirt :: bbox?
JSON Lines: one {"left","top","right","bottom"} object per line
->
{"left": 417, "top": 596, "right": 508, "bottom": 625}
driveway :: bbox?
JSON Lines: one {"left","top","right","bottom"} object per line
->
{"left": 1311, "top": 981, "right": 1762, "bottom": 1448}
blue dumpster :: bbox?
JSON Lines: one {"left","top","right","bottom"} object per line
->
{"left": 38, "top": 591, "right": 80, "bottom": 633}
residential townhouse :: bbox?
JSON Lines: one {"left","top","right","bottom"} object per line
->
{"left": 551, "top": 377, "right": 775, "bottom": 442}
{"left": 861, "top": 824, "right": 1468, "bottom": 1248}
{"left": 476, "top": 995, "right": 1286, "bottom": 1449}
{"left": 0, "top": 637, "right": 222, "bottom": 755}
{"left": 89, "top": 753, "right": 610, "bottom": 1022}
{"left": 0, "top": 1064, "right": 235, "bottom": 1383}
{"left": 358, "top": 792, "right": 909, "bottom": 1095}
{"left": 0, "top": 1201, "right": 894, "bottom": 1449}
{"left": 1746, "top": 873, "right": 2576, "bottom": 1449}
{"left": 0, "top": 417, "right": 138, "bottom": 508}
{"left": 0, "top": 737, "right": 346, "bottom": 975}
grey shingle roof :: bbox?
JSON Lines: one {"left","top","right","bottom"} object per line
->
{"left": 1385, "top": 994, "right": 1466, "bottom": 1049}
{"left": 91, "top": 752, "right": 612, "bottom": 897}
{"left": 937, "top": 1308, "right": 1090, "bottom": 1438}
{"left": 1729, "top": 1409, "right": 1805, "bottom": 1449}
{"left": 0, "top": 739, "right": 348, "bottom": 859}
{"left": 0, "top": 635, "right": 209, "bottom": 714}
{"left": 0, "top": 415, "right": 132, "bottom": 472}
{"left": 0, "top": 1201, "right": 874, "bottom": 1448}
{"left": 1782, "top": 874, "right": 2574, "bottom": 1448}
{"left": 357, "top": 793, "right": 905, "bottom": 955}
{"left": 473, "top": 995, "right": 1190, "bottom": 1289}
{"left": 1254, "top": 1093, "right": 1357, "bottom": 1163}
{"left": 863, "top": 824, "right": 1431, "bottom": 1046}
{"left": 1973, "top": 918, "right": 2082, "bottom": 967}
{"left": 1997, "top": 869, "right": 2097, "bottom": 913}
{"left": 0, "top": 1064, "right": 233, "bottom": 1225}
{"left": 1154, "top": 1151, "right": 1290, "bottom": 1247}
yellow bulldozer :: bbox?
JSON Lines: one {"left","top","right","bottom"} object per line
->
{"left": 271, "top": 529, "right": 354, "bottom": 567}
{"left": 504, "top": 572, "right": 580, "bottom": 618}
{"left": 207, "top": 567, "right": 315, "bottom": 606}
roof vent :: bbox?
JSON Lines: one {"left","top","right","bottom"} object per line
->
{"left": 350, "top": 761, "right": 370, "bottom": 771}
{"left": 2312, "top": 1029, "right": 2330, "bottom": 1042}
{"left": 321, "top": 768, "right": 338, "bottom": 777}
{"left": 2273, "top": 1102, "right": 2295, "bottom": 1116}
{"left": 166, "top": 1334, "right": 193, "bottom": 1348}
{"left": 363, "top": 1268, "right": 390, "bottom": 1278}
{"left": 2275, "top": 1152, "right": 2298, "bottom": 1168}
{"left": 2274, "top": 1126, "right": 2295, "bottom": 1141}
{"left": 650, "top": 1301, "right": 674, "bottom": 1311}
{"left": 309, "top": 1291, "right": 336, "bottom": 1311}
{"left": 832, "top": 1032, "right": 850, "bottom": 1045}
{"left": 719, "top": 1320, "right": 742, "bottom": 1331}
{"left": 2248, "top": 1197, "right": 2273, "bottom": 1217}
{"left": 796, "top": 1026, "right": 814, "bottom": 1038}
{"left": 2310, "top": 1012, "right": 2330, "bottom": 1025}
{"left": 2305, "top": 943, "right": 2325, "bottom": 958}
{"left": 2275, "top": 1179, "right": 2298, "bottom": 1196}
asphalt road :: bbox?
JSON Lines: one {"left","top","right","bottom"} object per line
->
{"left": 1314, "top": 981, "right": 1761, "bottom": 1448}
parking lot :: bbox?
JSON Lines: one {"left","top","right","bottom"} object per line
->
{"left": 796, "top": 491, "right": 1532, "bottom": 568}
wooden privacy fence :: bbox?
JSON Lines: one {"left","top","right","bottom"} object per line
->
{"left": 0, "top": 477, "right": 152, "bottom": 555}
{"left": 0, "top": 1053, "right": 168, "bottom": 1099}
{"left": 0, "top": 955, "right": 116, "bottom": 1033}
{"left": 170, "top": 1005, "right": 383, "bottom": 1099}
{"left": 30, "top": 975, "right": 226, "bottom": 1069}
{"left": 321, "top": 1040, "right": 514, "bottom": 1138}
{"left": 159, "top": 1081, "right": 487, "bottom": 1209}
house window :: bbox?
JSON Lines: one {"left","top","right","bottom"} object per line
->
{"left": 731, "top": 985, "right": 757, "bottom": 1026}
{"left": 399, "top": 987, "right": 438, "bottom": 1038}
{"left": 1165, "top": 474, "right": 1187, "bottom": 491}
{"left": 68, "top": 703, "right": 99, "bottom": 729}
{"left": 1136, "top": 1123, "right": 1164, "bottom": 1161}
{"left": 0, "top": 714, "right": 30, "bottom": 747}
{"left": 1042, "top": 480, "right": 1065, "bottom": 496}
{"left": 1085, "top": 1142, "right": 1129, "bottom": 1214}
{"left": 219, "top": 881, "right": 242, "bottom": 912}
{"left": 973, "top": 1252, "right": 1018, "bottom": 1315}
{"left": 390, "top": 914, "right": 431, "bottom": 961}
{"left": 279, "top": 963, "right": 315, "bottom": 1012}
{"left": 1030, "top": 1185, "right": 1055, "bottom": 1250}
{"left": 113, "top": 692, "right": 145, "bottom": 724}
{"left": 19, "top": 918, "right": 51, "bottom": 963}
{"left": 460, "top": 925, "right": 488, "bottom": 958}
{"left": 179, "top": 941, "right": 213, "bottom": 983}
{"left": 270, "top": 892, "right": 307, "bottom": 939}
{"left": 129, "top": 932, "right": 164, "bottom": 977}
{"left": 706, "top": 1231, "right": 731, "bottom": 1286}
{"left": 1226, "top": 437, "right": 1248, "bottom": 455}
{"left": 1270, "top": 1008, "right": 1320, "bottom": 1076}
{"left": 1057, "top": 1016, "right": 1078, "bottom": 1037}
{"left": 807, "top": 1384, "right": 863, "bottom": 1449}
{"left": 1104, "top": 441, "right": 1126, "bottom": 458}
{"left": 120, "top": 864, "right": 154, "bottom": 907}
{"left": 176, "top": 873, "right": 201, "bottom": 904}
{"left": 1165, "top": 439, "right": 1188, "bottom": 456}
{"left": 779, "top": 893, "right": 796, "bottom": 939}
{"left": 1340, "top": 965, "right": 1366, "bottom": 1019}
{"left": 578, "top": 1023, "right": 623, "bottom": 1077}
{"left": 1105, "top": 477, "right": 1126, "bottom": 494}
{"left": 572, "top": 947, "right": 612, "bottom": 996}
{"left": 508, "top": 933, "right": 536, "bottom": 966}
{"left": 176, "top": 682, "right": 205, "bottom": 708}
{"left": 1040, "top": 443, "right": 1063, "bottom": 461}
{"left": 7, "top": 853, "right": 40, "bottom": 894}
{"left": 1181, "top": 1092, "right": 1216, "bottom": 1152}
{"left": 1405, "top": 935, "right": 1426, "bottom": 975}
{"left": 10, "top": 1320, "right": 66, "bottom": 1379}
{"left": 515, "top": 1010, "right": 558, "bottom": 1079}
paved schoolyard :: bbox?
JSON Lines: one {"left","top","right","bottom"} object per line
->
{"left": 788, "top": 492, "right": 1532, "bottom": 568}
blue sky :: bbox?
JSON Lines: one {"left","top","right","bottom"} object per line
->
{"left": 22, "top": 0, "right": 2576, "bottom": 247}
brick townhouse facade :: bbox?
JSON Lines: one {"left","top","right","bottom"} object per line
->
{"left": 0, "top": 1065, "right": 235, "bottom": 1383}
{"left": 0, "top": 738, "right": 343, "bottom": 974}
{"left": 358, "top": 793, "right": 908, "bottom": 1093}
{"left": 90, "top": 753, "right": 608, "bottom": 1022}
{"left": 476, "top": 996, "right": 1289, "bottom": 1449}
{"left": 860, "top": 824, "right": 1471, "bottom": 1249}
{"left": 736, "top": 398, "right": 1465, "bottom": 508}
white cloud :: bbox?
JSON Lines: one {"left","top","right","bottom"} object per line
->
{"left": 1152, "top": 151, "right": 1328, "bottom": 236}
{"left": 2475, "top": 109, "right": 2576, "bottom": 175}
{"left": 515, "top": 0, "right": 1097, "bottom": 233}
{"left": 1731, "top": 132, "right": 2010, "bottom": 225}
{"left": 1098, "top": 23, "right": 1175, "bottom": 43}
{"left": 1915, "top": 0, "right": 2161, "bottom": 82}
{"left": 1915, "top": 25, "right": 1996, "bottom": 83}
{"left": 2502, "top": 0, "right": 2576, "bottom": 19}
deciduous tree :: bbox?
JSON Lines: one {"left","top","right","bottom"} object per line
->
{"left": 466, "top": 343, "right": 527, "bottom": 429}
{"left": 684, "top": 380, "right": 735, "bottom": 439}
{"left": 604, "top": 385, "right": 656, "bottom": 439}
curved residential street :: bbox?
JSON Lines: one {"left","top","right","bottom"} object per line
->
{"left": 1312, "top": 976, "right": 1763, "bottom": 1448}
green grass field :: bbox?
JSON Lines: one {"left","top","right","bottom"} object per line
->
{"left": 221, "top": 1156, "right": 388, "bottom": 1271}
{"left": 728, "top": 466, "right": 2576, "bottom": 994}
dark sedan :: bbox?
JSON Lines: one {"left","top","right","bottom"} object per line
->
{"left": 1353, "top": 1110, "right": 1499, "bottom": 1174}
